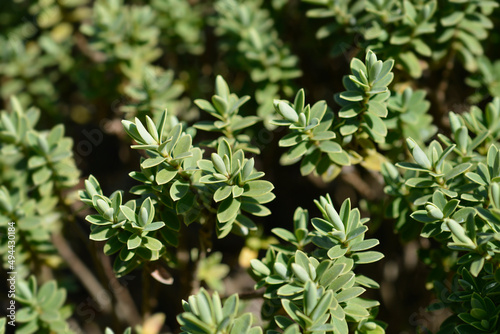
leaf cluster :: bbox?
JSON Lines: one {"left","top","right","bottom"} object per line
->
{"left": 381, "top": 98, "right": 500, "bottom": 330}
{"left": 80, "top": 76, "right": 275, "bottom": 276}
{"left": 250, "top": 196, "right": 384, "bottom": 333}
{"left": 15, "top": 276, "right": 73, "bottom": 334}
{"left": 0, "top": 97, "right": 79, "bottom": 277}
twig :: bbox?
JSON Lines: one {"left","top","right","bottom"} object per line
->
{"left": 99, "top": 251, "right": 143, "bottom": 327}
{"left": 142, "top": 267, "right": 152, "bottom": 319}
{"left": 340, "top": 167, "right": 378, "bottom": 201}
{"left": 74, "top": 32, "right": 107, "bottom": 63}
{"left": 51, "top": 233, "right": 113, "bottom": 314}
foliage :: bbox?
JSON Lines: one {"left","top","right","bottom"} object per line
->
{"left": 177, "top": 288, "right": 262, "bottom": 334}
{"left": 381, "top": 98, "right": 500, "bottom": 331}
{"left": 0, "top": 97, "right": 79, "bottom": 278}
{"left": 272, "top": 50, "right": 424, "bottom": 180}
{"left": 466, "top": 56, "right": 500, "bottom": 104}
{"left": 1, "top": 0, "right": 500, "bottom": 333}
{"left": 213, "top": 0, "right": 301, "bottom": 127}
{"left": 15, "top": 275, "right": 73, "bottom": 334}
{"left": 250, "top": 196, "right": 385, "bottom": 333}
{"left": 79, "top": 76, "right": 274, "bottom": 276}
{"left": 194, "top": 75, "right": 260, "bottom": 153}
{"left": 302, "top": 0, "right": 498, "bottom": 78}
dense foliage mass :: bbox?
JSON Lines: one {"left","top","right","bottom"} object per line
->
{"left": 1, "top": 0, "right": 500, "bottom": 333}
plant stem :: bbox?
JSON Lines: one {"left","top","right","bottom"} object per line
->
{"left": 51, "top": 233, "right": 113, "bottom": 314}
{"left": 99, "top": 251, "right": 143, "bottom": 327}
{"left": 142, "top": 266, "right": 152, "bottom": 319}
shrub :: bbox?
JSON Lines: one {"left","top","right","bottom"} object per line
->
{"left": 1, "top": 1, "right": 500, "bottom": 333}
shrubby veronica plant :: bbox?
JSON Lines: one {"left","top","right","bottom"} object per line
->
{"left": 1, "top": 1, "right": 500, "bottom": 333}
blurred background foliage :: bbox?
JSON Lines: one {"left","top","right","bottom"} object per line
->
{"left": 0, "top": 0, "right": 499, "bottom": 333}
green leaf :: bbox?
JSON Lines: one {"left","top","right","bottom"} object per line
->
{"left": 135, "top": 117, "right": 157, "bottom": 145}
{"left": 272, "top": 228, "right": 296, "bottom": 242}
{"left": 173, "top": 134, "right": 192, "bottom": 159}
{"left": 28, "top": 156, "right": 46, "bottom": 169}
{"left": 194, "top": 121, "right": 218, "bottom": 132}
{"left": 159, "top": 228, "right": 179, "bottom": 247}
{"left": 232, "top": 116, "right": 260, "bottom": 131}
{"left": 300, "top": 149, "right": 321, "bottom": 175}
{"left": 279, "top": 133, "right": 307, "bottom": 147}
{"left": 336, "top": 287, "right": 365, "bottom": 303}
{"left": 343, "top": 303, "right": 370, "bottom": 318}
{"left": 282, "top": 299, "right": 303, "bottom": 324}
{"left": 278, "top": 284, "right": 303, "bottom": 297}
{"left": 443, "top": 199, "right": 460, "bottom": 218}
{"left": 319, "top": 141, "right": 342, "bottom": 153}
{"left": 215, "top": 75, "right": 230, "bottom": 99}
{"left": 38, "top": 281, "right": 56, "bottom": 305}
{"left": 291, "top": 263, "right": 310, "bottom": 283}
{"left": 120, "top": 205, "right": 136, "bottom": 223}
{"left": 156, "top": 168, "right": 178, "bottom": 185}
{"left": 86, "top": 215, "right": 113, "bottom": 226}
{"left": 16, "top": 307, "right": 38, "bottom": 323}
{"left": 310, "top": 290, "right": 334, "bottom": 321}
{"left": 352, "top": 251, "right": 384, "bottom": 264}
{"left": 218, "top": 197, "right": 241, "bottom": 223}
{"left": 140, "top": 198, "right": 154, "bottom": 226}
{"left": 221, "top": 294, "right": 238, "bottom": 321}
{"left": 39, "top": 309, "right": 60, "bottom": 322}
{"left": 367, "top": 100, "right": 388, "bottom": 117}
{"left": 465, "top": 172, "right": 488, "bottom": 186}
{"left": 170, "top": 179, "right": 190, "bottom": 201}
{"left": 406, "top": 178, "right": 436, "bottom": 188}
{"left": 277, "top": 101, "right": 299, "bottom": 123}
{"left": 339, "top": 104, "right": 362, "bottom": 118}
{"left": 142, "top": 221, "right": 165, "bottom": 232}
{"left": 177, "top": 192, "right": 196, "bottom": 215}
{"left": 214, "top": 186, "right": 232, "bottom": 202}
{"left": 241, "top": 202, "right": 271, "bottom": 216}
{"left": 312, "top": 131, "right": 336, "bottom": 141}
{"left": 127, "top": 234, "right": 142, "bottom": 249}
{"left": 349, "top": 239, "right": 379, "bottom": 252}
{"left": 364, "top": 112, "right": 387, "bottom": 136}
{"left": 167, "top": 124, "right": 182, "bottom": 154}
{"left": 285, "top": 141, "right": 309, "bottom": 162}
{"left": 230, "top": 313, "right": 252, "bottom": 334}
{"left": 441, "top": 11, "right": 464, "bottom": 26}
{"left": 212, "top": 153, "right": 228, "bottom": 175}
{"left": 143, "top": 236, "right": 163, "bottom": 251}
{"left": 304, "top": 281, "right": 318, "bottom": 315}
{"left": 33, "top": 167, "right": 52, "bottom": 185}
{"left": 243, "top": 181, "right": 274, "bottom": 197}
{"left": 356, "top": 275, "right": 380, "bottom": 289}
{"left": 142, "top": 156, "right": 166, "bottom": 169}
{"left": 178, "top": 313, "right": 213, "bottom": 334}
{"left": 90, "top": 226, "right": 115, "bottom": 241}
{"left": 328, "top": 151, "right": 350, "bottom": 166}
{"left": 399, "top": 51, "right": 422, "bottom": 78}
{"left": 340, "top": 91, "right": 364, "bottom": 102}
{"left": 104, "top": 236, "right": 124, "bottom": 255}
{"left": 328, "top": 245, "right": 348, "bottom": 259}
{"left": 396, "top": 162, "right": 429, "bottom": 172}
{"left": 250, "top": 259, "right": 271, "bottom": 276}
{"left": 232, "top": 185, "right": 244, "bottom": 198}
{"left": 390, "top": 34, "right": 411, "bottom": 45}
{"left": 213, "top": 95, "right": 228, "bottom": 114}
{"left": 470, "top": 257, "right": 484, "bottom": 277}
